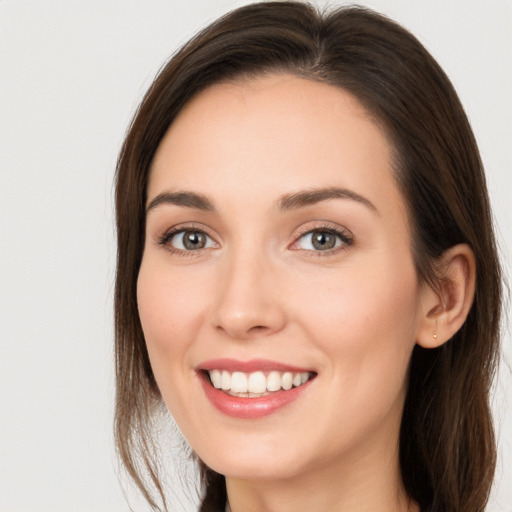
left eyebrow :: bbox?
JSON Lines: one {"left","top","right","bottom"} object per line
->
{"left": 278, "top": 187, "right": 379, "bottom": 214}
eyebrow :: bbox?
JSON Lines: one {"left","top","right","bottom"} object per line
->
{"left": 146, "top": 186, "right": 378, "bottom": 214}
{"left": 278, "top": 187, "right": 378, "bottom": 213}
{"left": 146, "top": 191, "right": 214, "bottom": 212}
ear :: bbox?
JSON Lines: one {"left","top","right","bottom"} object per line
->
{"left": 416, "top": 244, "right": 476, "bottom": 349}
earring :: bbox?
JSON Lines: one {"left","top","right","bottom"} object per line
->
{"left": 433, "top": 317, "right": 439, "bottom": 340}
{"left": 432, "top": 302, "right": 445, "bottom": 341}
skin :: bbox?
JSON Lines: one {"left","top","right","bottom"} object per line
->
{"left": 137, "top": 74, "right": 474, "bottom": 512}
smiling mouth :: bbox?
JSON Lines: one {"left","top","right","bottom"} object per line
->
{"left": 204, "top": 369, "right": 316, "bottom": 398}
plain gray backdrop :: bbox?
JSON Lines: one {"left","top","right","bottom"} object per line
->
{"left": 1, "top": 0, "right": 511, "bottom": 510}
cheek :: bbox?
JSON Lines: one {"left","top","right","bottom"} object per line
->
{"left": 136, "top": 260, "right": 214, "bottom": 432}
{"left": 292, "top": 255, "right": 420, "bottom": 394}
{"left": 137, "top": 258, "right": 207, "bottom": 345}
{"left": 136, "top": 260, "right": 209, "bottom": 395}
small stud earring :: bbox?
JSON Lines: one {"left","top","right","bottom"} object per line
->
{"left": 433, "top": 331, "right": 438, "bottom": 340}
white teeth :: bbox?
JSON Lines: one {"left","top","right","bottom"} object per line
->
{"left": 210, "top": 369, "right": 222, "bottom": 389}
{"left": 231, "top": 372, "right": 248, "bottom": 393}
{"left": 207, "top": 369, "right": 312, "bottom": 394}
{"left": 221, "top": 370, "right": 231, "bottom": 391}
{"left": 248, "top": 371, "right": 267, "bottom": 393}
{"left": 282, "top": 372, "right": 293, "bottom": 390}
{"left": 267, "top": 371, "right": 282, "bottom": 392}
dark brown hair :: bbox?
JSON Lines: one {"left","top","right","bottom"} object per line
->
{"left": 114, "top": 2, "right": 502, "bottom": 511}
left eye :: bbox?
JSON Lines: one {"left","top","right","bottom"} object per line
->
{"left": 170, "top": 230, "right": 215, "bottom": 251}
{"left": 296, "top": 230, "right": 347, "bottom": 251}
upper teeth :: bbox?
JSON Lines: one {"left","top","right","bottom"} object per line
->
{"left": 208, "top": 370, "right": 311, "bottom": 394}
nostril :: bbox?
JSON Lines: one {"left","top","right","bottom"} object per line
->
{"left": 247, "top": 325, "right": 271, "bottom": 334}
{"left": 215, "top": 323, "right": 267, "bottom": 333}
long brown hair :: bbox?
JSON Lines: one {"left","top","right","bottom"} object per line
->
{"left": 114, "top": 3, "right": 502, "bottom": 511}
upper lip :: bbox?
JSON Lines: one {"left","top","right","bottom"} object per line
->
{"left": 196, "top": 358, "right": 314, "bottom": 373}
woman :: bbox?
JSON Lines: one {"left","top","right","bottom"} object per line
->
{"left": 114, "top": 2, "right": 502, "bottom": 511}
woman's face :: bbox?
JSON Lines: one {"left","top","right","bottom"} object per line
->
{"left": 137, "top": 74, "right": 430, "bottom": 481}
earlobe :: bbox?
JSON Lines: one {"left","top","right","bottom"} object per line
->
{"left": 416, "top": 244, "right": 476, "bottom": 349}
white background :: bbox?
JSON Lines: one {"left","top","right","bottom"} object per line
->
{"left": 1, "top": 0, "right": 510, "bottom": 511}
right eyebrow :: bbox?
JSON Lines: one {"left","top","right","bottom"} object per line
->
{"left": 146, "top": 191, "right": 215, "bottom": 213}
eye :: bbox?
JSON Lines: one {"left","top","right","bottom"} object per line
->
{"left": 294, "top": 228, "right": 352, "bottom": 252}
{"left": 161, "top": 229, "right": 216, "bottom": 252}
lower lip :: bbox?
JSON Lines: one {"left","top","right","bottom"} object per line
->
{"left": 199, "top": 373, "right": 312, "bottom": 419}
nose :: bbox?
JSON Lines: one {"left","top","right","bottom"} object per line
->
{"left": 210, "top": 251, "right": 287, "bottom": 340}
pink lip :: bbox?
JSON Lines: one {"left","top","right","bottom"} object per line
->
{"left": 196, "top": 359, "right": 315, "bottom": 419}
{"left": 197, "top": 358, "right": 312, "bottom": 373}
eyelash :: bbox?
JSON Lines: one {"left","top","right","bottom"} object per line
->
{"left": 156, "top": 223, "right": 354, "bottom": 256}
{"left": 156, "top": 224, "right": 213, "bottom": 256}
{"left": 290, "top": 225, "right": 354, "bottom": 256}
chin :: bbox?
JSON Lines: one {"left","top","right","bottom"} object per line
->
{"left": 196, "top": 437, "right": 308, "bottom": 481}
{"left": 207, "top": 455, "right": 302, "bottom": 482}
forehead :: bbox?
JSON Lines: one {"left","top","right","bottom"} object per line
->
{"left": 148, "top": 73, "right": 406, "bottom": 222}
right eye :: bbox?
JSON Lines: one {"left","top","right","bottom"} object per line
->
{"left": 165, "top": 230, "right": 216, "bottom": 251}
{"left": 158, "top": 226, "right": 217, "bottom": 255}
